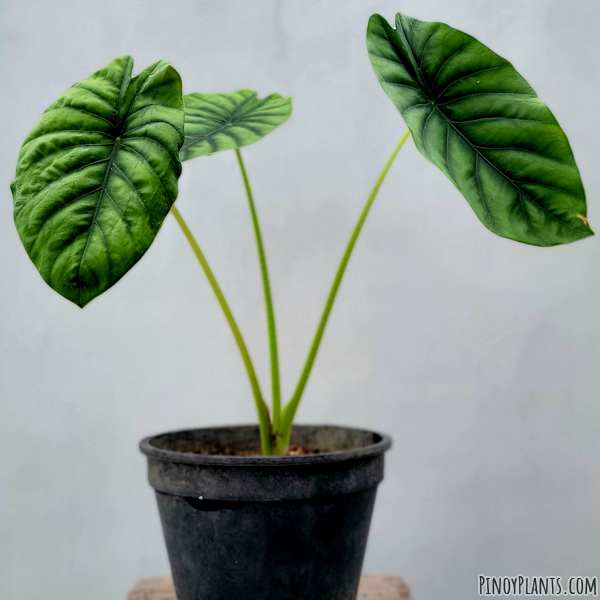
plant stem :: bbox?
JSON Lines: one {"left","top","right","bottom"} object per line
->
{"left": 235, "top": 149, "right": 283, "bottom": 435}
{"left": 277, "top": 129, "right": 412, "bottom": 450}
{"left": 170, "top": 204, "right": 273, "bottom": 455}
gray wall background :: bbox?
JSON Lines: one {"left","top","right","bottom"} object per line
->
{"left": 1, "top": 1, "right": 599, "bottom": 598}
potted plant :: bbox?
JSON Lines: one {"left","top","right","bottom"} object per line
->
{"left": 10, "top": 11, "right": 592, "bottom": 600}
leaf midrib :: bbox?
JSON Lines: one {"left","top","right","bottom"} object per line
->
{"left": 76, "top": 138, "right": 120, "bottom": 302}
{"left": 184, "top": 97, "right": 256, "bottom": 143}
{"left": 181, "top": 120, "right": 263, "bottom": 152}
{"left": 76, "top": 62, "right": 135, "bottom": 303}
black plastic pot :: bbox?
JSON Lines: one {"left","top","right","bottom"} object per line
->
{"left": 140, "top": 424, "right": 391, "bottom": 600}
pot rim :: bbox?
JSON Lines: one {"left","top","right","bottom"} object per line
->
{"left": 140, "top": 423, "right": 392, "bottom": 467}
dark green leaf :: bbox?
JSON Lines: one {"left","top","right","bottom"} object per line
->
{"left": 180, "top": 90, "right": 291, "bottom": 161}
{"left": 367, "top": 13, "right": 593, "bottom": 246}
{"left": 11, "top": 55, "right": 185, "bottom": 307}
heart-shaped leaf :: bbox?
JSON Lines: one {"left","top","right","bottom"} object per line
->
{"left": 367, "top": 13, "right": 593, "bottom": 246}
{"left": 180, "top": 90, "right": 291, "bottom": 161}
{"left": 11, "top": 55, "right": 185, "bottom": 307}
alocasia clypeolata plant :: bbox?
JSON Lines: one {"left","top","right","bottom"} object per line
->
{"left": 11, "top": 13, "right": 592, "bottom": 455}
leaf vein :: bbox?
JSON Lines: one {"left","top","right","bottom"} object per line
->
{"left": 434, "top": 66, "right": 504, "bottom": 101}
{"left": 435, "top": 106, "right": 586, "bottom": 236}
{"left": 72, "top": 84, "right": 118, "bottom": 113}
{"left": 120, "top": 143, "right": 170, "bottom": 208}
{"left": 431, "top": 42, "right": 470, "bottom": 92}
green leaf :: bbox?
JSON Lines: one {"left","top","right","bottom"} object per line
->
{"left": 180, "top": 90, "right": 291, "bottom": 161}
{"left": 11, "top": 55, "right": 185, "bottom": 307}
{"left": 367, "top": 13, "right": 593, "bottom": 246}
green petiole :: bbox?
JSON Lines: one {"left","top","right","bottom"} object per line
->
{"left": 276, "top": 129, "right": 411, "bottom": 452}
{"left": 170, "top": 204, "right": 274, "bottom": 455}
{"left": 173, "top": 130, "right": 410, "bottom": 455}
{"left": 235, "top": 149, "right": 283, "bottom": 433}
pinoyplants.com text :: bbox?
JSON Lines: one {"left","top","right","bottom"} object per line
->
{"left": 478, "top": 575, "right": 597, "bottom": 596}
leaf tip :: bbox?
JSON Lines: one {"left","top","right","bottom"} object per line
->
{"left": 576, "top": 214, "right": 594, "bottom": 237}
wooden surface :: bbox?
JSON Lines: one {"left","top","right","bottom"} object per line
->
{"left": 126, "top": 576, "right": 413, "bottom": 600}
